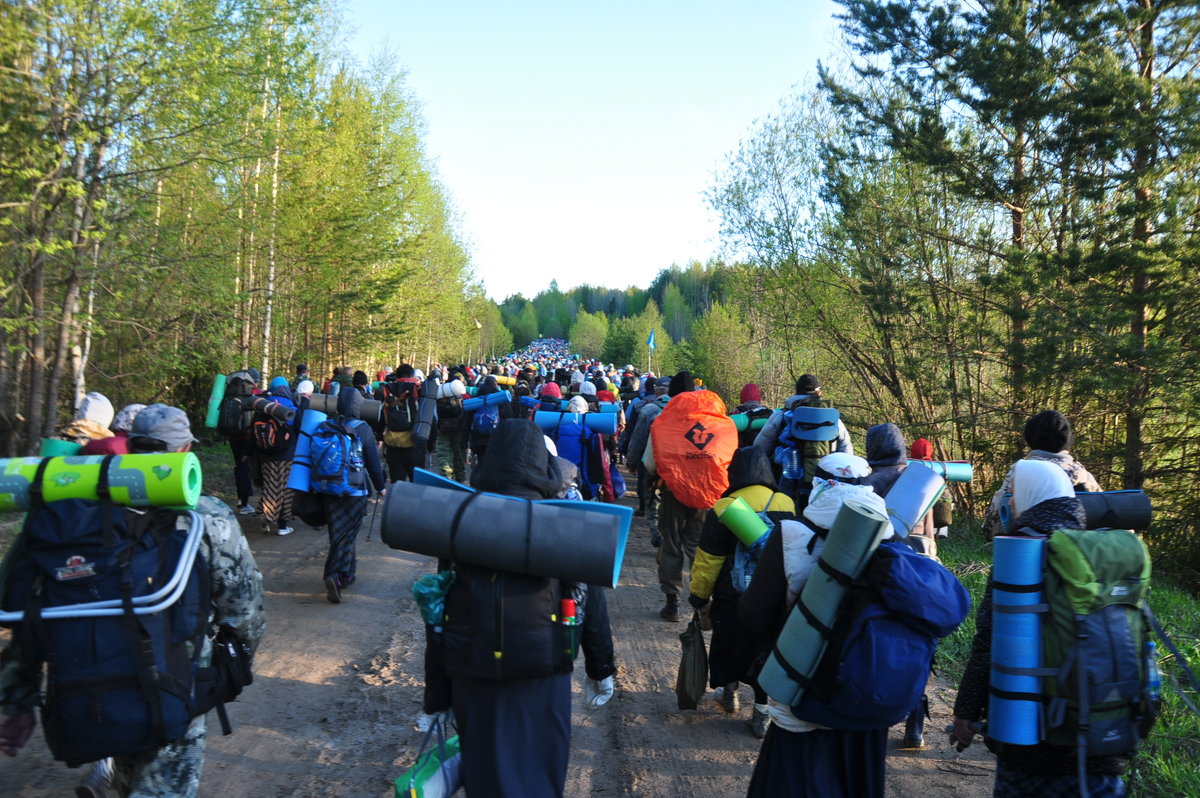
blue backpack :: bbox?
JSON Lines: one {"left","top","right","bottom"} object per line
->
{"left": 551, "top": 415, "right": 595, "bottom": 497}
{"left": 310, "top": 418, "right": 367, "bottom": 496}
{"left": 471, "top": 402, "right": 500, "bottom": 437}
{"left": 791, "top": 540, "right": 969, "bottom": 730}
{"left": 0, "top": 467, "right": 209, "bottom": 766}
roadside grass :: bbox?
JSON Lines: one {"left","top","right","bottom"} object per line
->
{"left": 936, "top": 522, "right": 1200, "bottom": 798}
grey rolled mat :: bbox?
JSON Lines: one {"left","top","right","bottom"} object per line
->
{"left": 757, "top": 499, "right": 892, "bottom": 707}
{"left": 305, "top": 392, "right": 382, "bottom": 422}
{"left": 380, "top": 478, "right": 631, "bottom": 587}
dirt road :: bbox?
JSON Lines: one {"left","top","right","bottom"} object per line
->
{"left": 2, "top": 471, "right": 995, "bottom": 797}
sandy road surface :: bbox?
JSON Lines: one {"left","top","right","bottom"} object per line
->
{"left": 2, "top": 471, "right": 995, "bottom": 797}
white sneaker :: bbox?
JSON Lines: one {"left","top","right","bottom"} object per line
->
{"left": 76, "top": 757, "right": 115, "bottom": 798}
{"left": 238, "top": 505, "right": 256, "bottom": 515}
{"left": 276, "top": 526, "right": 294, "bottom": 536}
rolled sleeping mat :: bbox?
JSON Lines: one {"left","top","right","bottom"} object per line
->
{"left": 884, "top": 464, "right": 946, "bottom": 538}
{"left": 286, "top": 409, "right": 328, "bottom": 492}
{"left": 305, "top": 392, "right": 382, "bottom": 423}
{"left": 371, "top": 381, "right": 384, "bottom": 392}
{"left": 38, "top": 438, "right": 83, "bottom": 457}
{"left": 532, "top": 410, "right": 619, "bottom": 436}
{"left": 493, "top": 375, "right": 516, "bottom": 386}
{"left": 244, "top": 395, "right": 296, "bottom": 423}
{"left": 714, "top": 495, "right": 770, "bottom": 547}
{"left": 988, "top": 536, "right": 1047, "bottom": 745}
{"left": 1076, "top": 490, "right": 1152, "bottom": 531}
{"left": 518, "top": 394, "right": 542, "bottom": 410}
{"left": 413, "top": 377, "right": 440, "bottom": 443}
{"left": 757, "top": 500, "right": 892, "bottom": 706}
{"left": 597, "top": 402, "right": 620, "bottom": 414}
{"left": 730, "top": 412, "right": 772, "bottom": 432}
{"left": 787, "top": 405, "right": 841, "bottom": 442}
{"left": 907, "top": 459, "right": 973, "bottom": 483}
{"left": 0, "top": 453, "right": 203, "bottom": 511}
{"left": 467, "top": 386, "right": 479, "bottom": 397}
{"left": 383, "top": 469, "right": 632, "bottom": 588}
{"left": 462, "top": 390, "right": 512, "bottom": 412}
{"left": 204, "top": 373, "right": 227, "bottom": 428}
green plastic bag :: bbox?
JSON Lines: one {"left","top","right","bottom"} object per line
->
{"left": 411, "top": 571, "right": 456, "bottom": 626}
{"left": 394, "top": 714, "right": 461, "bottom": 798}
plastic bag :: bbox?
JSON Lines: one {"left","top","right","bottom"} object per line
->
{"left": 394, "top": 713, "right": 461, "bottom": 798}
{"left": 411, "top": 571, "right": 457, "bottom": 626}
{"left": 675, "top": 611, "right": 708, "bottom": 710}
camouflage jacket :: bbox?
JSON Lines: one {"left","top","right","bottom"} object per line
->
{"left": 0, "top": 494, "right": 265, "bottom": 712}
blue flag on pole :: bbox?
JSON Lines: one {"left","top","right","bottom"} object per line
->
{"left": 646, "top": 329, "right": 656, "bottom": 350}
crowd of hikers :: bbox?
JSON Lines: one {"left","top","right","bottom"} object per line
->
{"left": 0, "top": 338, "right": 1167, "bottom": 798}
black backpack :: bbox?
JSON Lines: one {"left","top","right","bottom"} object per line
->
{"left": 437, "top": 393, "right": 465, "bottom": 433}
{"left": 0, "top": 461, "right": 210, "bottom": 765}
{"left": 384, "top": 382, "right": 420, "bottom": 432}
{"left": 251, "top": 414, "right": 293, "bottom": 455}
{"left": 216, "top": 374, "right": 256, "bottom": 437}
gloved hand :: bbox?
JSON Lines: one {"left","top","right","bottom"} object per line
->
{"left": 585, "top": 676, "right": 614, "bottom": 709}
{"left": 687, "top": 593, "right": 709, "bottom": 611}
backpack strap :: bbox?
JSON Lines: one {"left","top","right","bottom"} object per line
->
{"left": 447, "top": 492, "right": 484, "bottom": 564}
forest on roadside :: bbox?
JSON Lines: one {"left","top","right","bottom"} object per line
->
{"left": 2, "top": 1, "right": 1197, "bottom": 583}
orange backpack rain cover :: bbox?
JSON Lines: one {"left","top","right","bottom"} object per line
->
{"left": 650, "top": 390, "right": 738, "bottom": 509}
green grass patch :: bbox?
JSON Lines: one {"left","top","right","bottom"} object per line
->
{"left": 936, "top": 522, "right": 1200, "bottom": 797}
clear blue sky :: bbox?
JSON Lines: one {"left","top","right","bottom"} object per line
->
{"left": 340, "top": 1, "right": 841, "bottom": 301}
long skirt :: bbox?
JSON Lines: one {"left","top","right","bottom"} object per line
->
{"left": 993, "top": 764, "right": 1124, "bottom": 798}
{"left": 709, "top": 594, "right": 767, "bottom": 703}
{"left": 746, "top": 724, "right": 887, "bottom": 798}
{"left": 259, "top": 459, "right": 293, "bottom": 528}
{"left": 322, "top": 494, "right": 369, "bottom": 583}
{"left": 451, "top": 673, "right": 571, "bottom": 798}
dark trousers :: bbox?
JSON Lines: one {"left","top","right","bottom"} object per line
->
{"left": 656, "top": 488, "right": 705, "bottom": 596}
{"left": 636, "top": 463, "right": 658, "bottom": 515}
{"left": 385, "top": 444, "right": 423, "bottom": 483}
{"left": 451, "top": 673, "right": 571, "bottom": 798}
{"left": 229, "top": 436, "right": 255, "bottom": 506}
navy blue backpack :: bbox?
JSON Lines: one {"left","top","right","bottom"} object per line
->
{"left": 792, "top": 540, "right": 970, "bottom": 730}
{"left": 0, "top": 460, "right": 209, "bottom": 765}
{"left": 309, "top": 418, "right": 367, "bottom": 496}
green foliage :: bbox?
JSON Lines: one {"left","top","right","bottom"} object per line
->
{"left": 568, "top": 310, "right": 608, "bottom": 359}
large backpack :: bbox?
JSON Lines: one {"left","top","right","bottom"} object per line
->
{"left": 437, "top": 392, "right": 465, "bottom": 433}
{"left": 309, "top": 418, "right": 367, "bottom": 496}
{"left": 987, "top": 528, "right": 1158, "bottom": 765}
{"left": 774, "top": 401, "right": 839, "bottom": 486}
{"left": 470, "top": 401, "right": 500, "bottom": 438}
{"left": 216, "top": 374, "right": 257, "bottom": 437}
{"left": 251, "top": 413, "right": 293, "bottom": 455}
{"left": 384, "top": 381, "right": 420, "bottom": 432}
{"left": 790, "top": 540, "right": 969, "bottom": 730}
{"left": 0, "top": 466, "right": 209, "bottom": 766}
{"left": 551, "top": 415, "right": 595, "bottom": 499}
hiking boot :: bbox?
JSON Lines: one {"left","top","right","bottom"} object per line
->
{"left": 903, "top": 695, "right": 928, "bottom": 748}
{"left": 324, "top": 574, "right": 342, "bottom": 604}
{"left": 76, "top": 758, "right": 115, "bottom": 798}
{"left": 659, "top": 594, "right": 680, "bottom": 622}
{"left": 748, "top": 706, "right": 770, "bottom": 739}
{"left": 716, "top": 682, "right": 740, "bottom": 715}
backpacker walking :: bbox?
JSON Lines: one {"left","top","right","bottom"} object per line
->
{"left": 0, "top": 404, "right": 265, "bottom": 798}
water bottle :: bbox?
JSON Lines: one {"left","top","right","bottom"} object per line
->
{"left": 1146, "top": 640, "right": 1162, "bottom": 703}
{"left": 782, "top": 448, "right": 803, "bottom": 481}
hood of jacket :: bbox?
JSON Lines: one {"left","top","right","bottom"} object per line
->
{"left": 726, "top": 446, "right": 778, "bottom": 494}
{"left": 471, "top": 419, "right": 563, "bottom": 499}
{"left": 865, "top": 423, "right": 905, "bottom": 467}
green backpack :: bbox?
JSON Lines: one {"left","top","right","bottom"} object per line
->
{"left": 1040, "top": 528, "right": 1159, "bottom": 764}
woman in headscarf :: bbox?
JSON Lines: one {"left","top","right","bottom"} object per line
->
{"left": 259, "top": 377, "right": 298, "bottom": 536}
{"left": 952, "top": 461, "right": 1129, "bottom": 797}
{"left": 429, "top": 421, "right": 601, "bottom": 797}
{"left": 61, "top": 392, "right": 116, "bottom": 446}
{"left": 320, "top": 389, "right": 387, "bottom": 603}
{"left": 739, "top": 452, "right": 893, "bottom": 797}
{"left": 80, "top": 403, "right": 146, "bottom": 455}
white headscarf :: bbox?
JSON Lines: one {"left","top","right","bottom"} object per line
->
{"left": 1012, "top": 460, "right": 1075, "bottom": 516}
{"left": 296, "top": 379, "right": 315, "bottom": 397}
{"left": 567, "top": 395, "right": 588, "bottom": 414}
{"left": 76, "top": 392, "right": 115, "bottom": 429}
